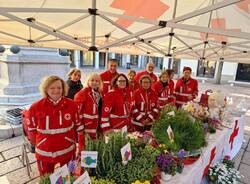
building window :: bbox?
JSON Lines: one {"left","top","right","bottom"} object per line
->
{"left": 82, "top": 51, "right": 94, "bottom": 66}
{"left": 197, "top": 60, "right": 216, "bottom": 78}
{"left": 236, "top": 63, "right": 250, "bottom": 82}
{"left": 130, "top": 55, "right": 138, "bottom": 66}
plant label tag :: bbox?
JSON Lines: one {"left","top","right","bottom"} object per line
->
{"left": 73, "top": 171, "right": 91, "bottom": 184}
{"left": 104, "top": 136, "right": 110, "bottom": 144}
{"left": 81, "top": 151, "right": 98, "bottom": 168}
{"left": 167, "top": 125, "right": 174, "bottom": 143}
{"left": 167, "top": 111, "right": 175, "bottom": 116}
{"left": 121, "top": 142, "right": 132, "bottom": 165}
{"left": 50, "top": 164, "right": 70, "bottom": 184}
{"left": 121, "top": 125, "right": 128, "bottom": 136}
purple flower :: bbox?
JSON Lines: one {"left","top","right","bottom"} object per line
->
{"left": 156, "top": 153, "right": 177, "bottom": 174}
{"left": 177, "top": 149, "right": 186, "bottom": 160}
{"left": 68, "top": 160, "right": 77, "bottom": 173}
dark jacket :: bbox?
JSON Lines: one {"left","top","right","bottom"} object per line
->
{"left": 66, "top": 79, "right": 83, "bottom": 99}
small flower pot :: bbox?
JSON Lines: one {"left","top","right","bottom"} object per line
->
{"left": 161, "top": 172, "right": 172, "bottom": 182}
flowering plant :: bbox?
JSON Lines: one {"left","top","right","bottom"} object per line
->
{"left": 156, "top": 153, "right": 177, "bottom": 176}
{"left": 207, "top": 158, "right": 242, "bottom": 184}
{"left": 131, "top": 180, "right": 150, "bottom": 184}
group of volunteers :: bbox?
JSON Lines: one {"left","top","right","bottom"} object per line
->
{"left": 26, "top": 58, "right": 198, "bottom": 175}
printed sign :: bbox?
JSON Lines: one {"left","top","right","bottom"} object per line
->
{"left": 81, "top": 151, "right": 98, "bottom": 168}
{"left": 50, "top": 164, "right": 70, "bottom": 184}
{"left": 167, "top": 125, "right": 174, "bottom": 143}
{"left": 73, "top": 171, "right": 91, "bottom": 184}
{"left": 121, "top": 142, "right": 132, "bottom": 165}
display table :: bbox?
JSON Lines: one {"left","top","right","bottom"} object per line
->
{"left": 166, "top": 116, "right": 245, "bottom": 184}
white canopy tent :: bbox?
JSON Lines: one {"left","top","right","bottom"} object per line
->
{"left": 0, "top": 0, "right": 250, "bottom": 63}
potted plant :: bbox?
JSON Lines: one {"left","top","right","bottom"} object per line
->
{"left": 156, "top": 153, "right": 177, "bottom": 182}
{"left": 207, "top": 157, "right": 242, "bottom": 184}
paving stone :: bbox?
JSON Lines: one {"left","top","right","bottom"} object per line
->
{"left": 241, "top": 151, "right": 250, "bottom": 165}
{"left": 239, "top": 163, "right": 250, "bottom": 184}
{"left": 2, "top": 146, "right": 22, "bottom": 160}
{"left": 234, "top": 148, "right": 245, "bottom": 169}
{"left": 0, "top": 157, "right": 23, "bottom": 176}
{"left": 26, "top": 177, "right": 40, "bottom": 184}
{"left": 0, "top": 176, "right": 11, "bottom": 184}
{"left": 5, "top": 163, "right": 39, "bottom": 184}
{"left": 242, "top": 134, "right": 250, "bottom": 150}
{"left": 19, "top": 152, "right": 36, "bottom": 164}
{"left": 0, "top": 154, "right": 4, "bottom": 162}
{"left": 0, "top": 136, "right": 23, "bottom": 152}
{"left": 247, "top": 142, "right": 250, "bottom": 152}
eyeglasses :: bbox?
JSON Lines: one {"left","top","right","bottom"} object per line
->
{"left": 117, "top": 80, "right": 126, "bottom": 83}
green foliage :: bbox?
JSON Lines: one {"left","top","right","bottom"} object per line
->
{"left": 152, "top": 109, "right": 206, "bottom": 151}
{"left": 39, "top": 174, "right": 76, "bottom": 184}
{"left": 85, "top": 133, "right": 130, "bottom": 178}
{"left": 91, "top": 177, "right": 116, "bottom": 184}
{"left": 106, "top": 147, "right": 157, "bottom": 184}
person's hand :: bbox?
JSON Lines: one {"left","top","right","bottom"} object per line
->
{"left": 103, "top": 129, "right": 112, "bottom": 136}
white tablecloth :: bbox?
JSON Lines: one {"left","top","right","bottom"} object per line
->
{"left": 164, "top": 116, "right": 245, "bottom": 184}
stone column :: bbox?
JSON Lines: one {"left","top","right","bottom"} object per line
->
{"left": 215, "top": 60, "right": 224, "bottom": 84}
{"left": 94, "top": 51, "right": 99, "bottom": 69}
{"left": 0, "top": 46, "right": 70, "bottom": 105}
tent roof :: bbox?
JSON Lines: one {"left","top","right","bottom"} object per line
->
{"left": 0, "top": 0, "right": 250, "bottom": 63}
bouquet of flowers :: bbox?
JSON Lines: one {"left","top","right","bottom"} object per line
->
{"left": 156, "top": 153, "right": 178, "bottom": 176}
{"left": 207, "top": 156, "right": 242, "bottom": 184}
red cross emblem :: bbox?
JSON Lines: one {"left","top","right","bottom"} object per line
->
{"left": 200, "top": 18, "right": 240, "bottom": 42}
{"left": 229, "top": 120, "right": 239, "bottom": 150}
{"left": 111, "top": 0, "right": 169, "bottom": 28}
{"left": 202, "top": 146, "right": 216, "bottom": 178}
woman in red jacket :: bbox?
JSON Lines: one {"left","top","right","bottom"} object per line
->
{"left": 166, "top": 69, "right": 175, "bottom": 104}
{"left": 132, "top": 75, "right": 160, "bottom": 132}
{"left": 27, "top": 76, "right": 84, "bottom": 175}
{"left": 100, "top": 73, "right": 133, "bottom": 134}
{"left": 152, "top": 71, "right": 174, "bottom": 109}
{"left": 74, "top": 73, "right": 103, "bottom": 139}
{"left": 175, "top": 67, "right": 198, "bottom": 108}
{"left": 127, "top": 69, "right": 140, "bottom": 99}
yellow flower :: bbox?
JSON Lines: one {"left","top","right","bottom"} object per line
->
{"left": 144, "top": 181, "right": 150, "bottom": 184}
{"left": 132, "top": 180, "right": 141, "bottom": 184}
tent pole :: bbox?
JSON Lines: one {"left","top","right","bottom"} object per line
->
{"left": 201, "top": 0, "right": 215, "bottom": 62}
{"left": 167, "top": 0, "right": 178, "bottom": 69}
{"left": 99, "top": 14, "right": 167, "bottom": 55}
{"left": 170, "top": 0, "right": 243, "bottom": 23}
{"left": 35, "top": 14, "right": 90, "bottom": 41}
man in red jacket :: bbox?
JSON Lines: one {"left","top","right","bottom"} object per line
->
{"left": 100, "top": 59, "right": 119, "bottom": 96}
{"left": 174, "top": 67, "right": 198, "bottom": 108}
{"left": 134, "top": 62, "right": 158, "bottom": 84}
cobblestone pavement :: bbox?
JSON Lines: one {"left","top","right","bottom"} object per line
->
{"left": 0, "top": 68, "right": 250, "bottom": 184}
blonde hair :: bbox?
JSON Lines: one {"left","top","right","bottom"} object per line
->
{"left": 86, "top": 73, "right": 103, "bottom": 91}
{"left": 159, "top": 71, "right": 169, "bottom": 79}
{"left": 67, "top": 68, "right": 81, "bottom": 79}
{"left": 139, "top": 75, "right": 152, "bottom": 85}
{"left": 39, "top": 75, "right": 68, "bottom": 97}
{"left": 127, "top": 69, "right": 136, "bottom": 76}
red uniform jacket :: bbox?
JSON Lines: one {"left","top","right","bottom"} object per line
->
{"left": 100, "top": 70, "right": 118, "bottom": 96}
{"left": 152, "top": 81, "right": 174, "bottom": 109}
{"left": 74, "top": 87, "right": 102, "bottom": 139}
{"left": 100, "top": 87, "right": 133, "bottom": 133}
{"left": 168, "top": 79, "right": 175, "bottom": 103}
{"left": 128, "top": 81, "right": 140, "bottom": 99}
{"left": 27, "top": 97, "right": 84, "bottom": 163}
{"left": 174, "top": 77, "right": 198, "bottom": 106}
{"left": 134, "top": 71, "right": 158, "bottom": 84}
{"left": 131, "top": 87, "right": 160, "bottom": 131}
